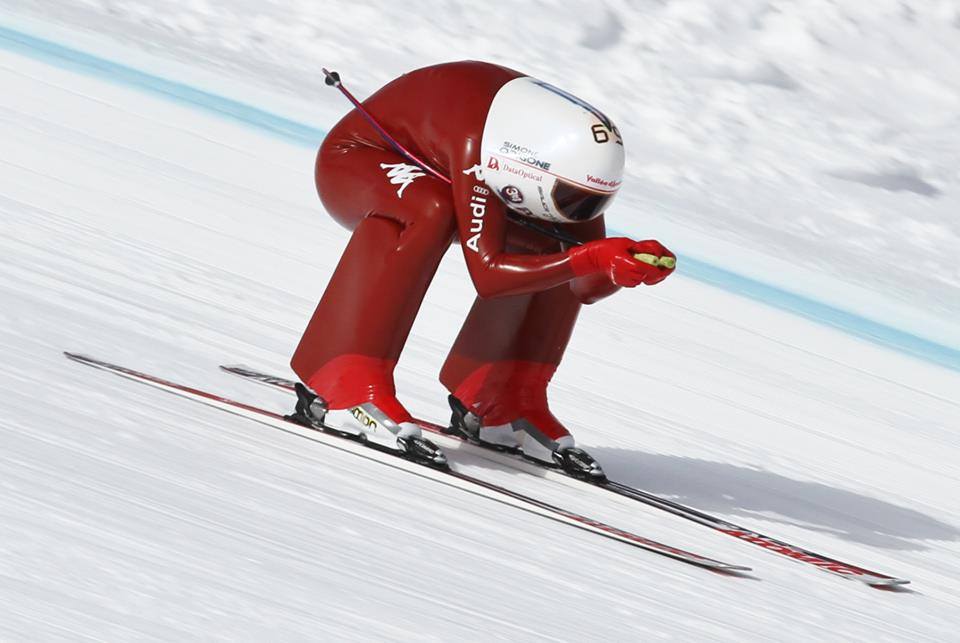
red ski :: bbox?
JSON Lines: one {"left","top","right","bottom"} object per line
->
{"left": 220, "top": 363, "right": 910, "bottom": 588}
{"left": 64, "top": 352, "right": 750, "bottom": 574}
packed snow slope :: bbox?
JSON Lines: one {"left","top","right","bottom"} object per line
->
{"left": 2, "top": 0, "right": 959, "bottom": 357}
{"left": 1, "top": 5, "right": 960, "bottom": 642}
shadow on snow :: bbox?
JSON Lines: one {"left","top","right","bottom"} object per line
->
{"left": 589, "top": 446, "right": 959, "bottom": 552}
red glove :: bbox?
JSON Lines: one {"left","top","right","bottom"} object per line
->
{"left": 568, "top": 238, "right": 676, "bottom": 287}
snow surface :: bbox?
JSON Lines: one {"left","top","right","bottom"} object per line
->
{"left": 1, "top": 3, "right": 960, "bottom": 641}
{"left": 3, "top": 0, "right": 958, "bottom": 353}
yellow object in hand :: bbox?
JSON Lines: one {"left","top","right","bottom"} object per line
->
{"left": 633, "top": 253, "right": 677, "bottom": 270}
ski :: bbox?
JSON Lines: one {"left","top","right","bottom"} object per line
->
{"left": 63, "top": 353, "right": 749, "bottom": 574}
{"left": 220, "top": 363, "right": 910, "bottom": 588}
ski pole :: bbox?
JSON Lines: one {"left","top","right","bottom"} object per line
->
{"left": 322, "top": 69, "right": 451, "bottom": 185}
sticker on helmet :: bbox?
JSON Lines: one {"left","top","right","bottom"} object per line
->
{"left": 499, "top": 185, "right": 524, "bottom": 203}
{"left": 499, "top": 140, "right": 551, "bottom": 169}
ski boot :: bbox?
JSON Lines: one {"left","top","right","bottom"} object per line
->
{"left": 288, "top": 383, "right": 447, "bottom": 468}
{"left": 447, "top": 395, "right": 522, "bottom": 451}
{"left": 447, "top": 395, "right": 605, "bottom": 482}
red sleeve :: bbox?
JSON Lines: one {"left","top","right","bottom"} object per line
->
{"left": 452, "top": 139, "right": 579, "bottom": 298}
{"left": 567, "top": 215, "right": 621, "bottom": 304}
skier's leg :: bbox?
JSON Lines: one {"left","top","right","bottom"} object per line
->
{"left": 291, "top": 141, "right": 456, "bottom": 428}
{"left": 442, "top": 285, "right": 607, "bottom": 478}
{"left": 439, "top": 216, "right": 582, "bottom": 453}
{"left": 439, "top": 221, "right": 608, "bottom": 477}
{"left": 440, "top": 283, "right": 580, "bottom": 432}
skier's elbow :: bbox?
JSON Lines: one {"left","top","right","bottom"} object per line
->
{"left": 469, "top": 268, "right": 527, "bottom": 299}
{"left": 468, "top": 255, "right": 508, "bottom": 299}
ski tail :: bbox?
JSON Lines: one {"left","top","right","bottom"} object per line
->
{"left": 67, "top": 353, "right": 749, "bottom": 573}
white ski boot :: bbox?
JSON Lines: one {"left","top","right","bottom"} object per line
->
{"left": 289, "top": 383, "right": 447, "bottom": 468}
{"left": 447, "top": 396, "right": 605, "bottom": 481}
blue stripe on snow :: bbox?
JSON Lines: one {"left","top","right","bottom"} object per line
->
{"left": 2, "top": 23, "right": 958, "bottom": 373}
{"left": 677, "top": 255, "right": 960, "bottom": 372}
{"left": 0, "top": 24, "right": 325, "bottom": 146}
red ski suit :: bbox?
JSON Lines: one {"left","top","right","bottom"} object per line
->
{"left": 291, "top": 61, "right": 624, "bottom": 440}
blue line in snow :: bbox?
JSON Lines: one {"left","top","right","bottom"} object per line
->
{"left": 2, "top": 24, "right": 958, "bottom": 373}
{"left": 677, "top": 255, "right": 959, "bottom": 372}
{"left": 0, "top": 24, "right": 326, "bottom": 146}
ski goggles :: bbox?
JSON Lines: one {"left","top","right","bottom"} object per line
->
{"left": 552, "top": 180, "right": 616, "bottom": 221}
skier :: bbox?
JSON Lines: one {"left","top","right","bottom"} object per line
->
{"left": 290, "top": 61, "right": 676, "bottom": 478}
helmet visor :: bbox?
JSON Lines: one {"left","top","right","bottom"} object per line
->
{"left": 551, "top": 180, "right": 615, "bottom": 221}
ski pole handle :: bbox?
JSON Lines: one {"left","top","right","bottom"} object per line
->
{"left": 633, "top": 253, "right": 677, "bottom": 270}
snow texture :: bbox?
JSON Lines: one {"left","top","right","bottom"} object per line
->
{"left": 1, "top": 3, "right": 959, "bottom": 641}
{"left": 3, "top": 0, "right": 959, "bottom": 351}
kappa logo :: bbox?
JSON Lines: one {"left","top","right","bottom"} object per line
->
{"left": 380, "top": 162, "right": 425, "bottom": 198}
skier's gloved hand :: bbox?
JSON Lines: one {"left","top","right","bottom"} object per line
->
{"left": 628, "top": 239, "right": 676, "bottom": 286}
{"left": 568, "top": 238, "right": 676, "bottom": 287}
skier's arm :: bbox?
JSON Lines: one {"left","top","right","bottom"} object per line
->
{"left": 565, "top": 215, "right": 621, "bottom": 305}
{"left": 455, "top": 161, "right": 578, "bottom": 299}
{"left": 453, "top": 149, "right": 675, "bottom": 299}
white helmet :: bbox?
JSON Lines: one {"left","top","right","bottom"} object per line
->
{"left": 480, "top": 77, "right": 625, "bottom": 223}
